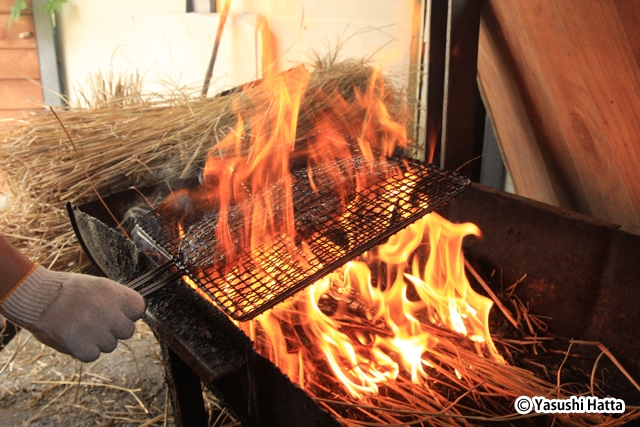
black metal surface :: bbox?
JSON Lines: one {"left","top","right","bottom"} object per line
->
{"left": 134, "top": 157, "right": 470, "bottom": 321}
{"left": 161, "top": 343, "right": 208, "bottom": 427}
{"left": 68, "top": 180, "right": 640, "bottom": 424}
{"left": 436, "top": 183, "right": 640, "bottom": 402}
{"left": 426, "top": 0, "right": 448, "bottom": 165}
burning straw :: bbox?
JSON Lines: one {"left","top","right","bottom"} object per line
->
{"left": 234, "top": 213, "right": 640, "bottom": 427}
{"left": 0, "top": 59, "right": 412, "bottom": 273}
{"left": 312, "top": 331, "right": 640, "bottom": 426}
{"left": 249, "top": 291, "right": 640, "bottom": 427}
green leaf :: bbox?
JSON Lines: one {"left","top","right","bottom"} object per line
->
{"left": 9, "top": 0, "right": 28, "bottom": 28}
{"left": 43, "top": 0, "right": 68, "bottom": 15}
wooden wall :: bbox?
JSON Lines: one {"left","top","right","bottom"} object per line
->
{"left": 477, "top": 0, "right": 640, "bottom": 234}
{"left": 0, "top": 0, "right": 43, "bottom": 131}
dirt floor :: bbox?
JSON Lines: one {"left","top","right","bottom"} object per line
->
{"left": 0, "top": 321, "right": 239, "bottom": 427}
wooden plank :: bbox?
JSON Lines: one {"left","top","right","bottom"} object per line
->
{"left": 0, "top": 78, "right": 42, "bottom": 108}
{"left": 0, "top": 108, "right": 41, "bottom": 120}
{"left": 478, "top": 0, "right": 640, "bottom": 233}
{"left": 0, "top": 0, "right": 32, "bottom": 14}
{"left": 487, "top": 1, "right": 592, "bottom": 214}
{"left": 556, "top": 1, "right": 640, "bottom": 228}
{"left": 0, "top": 108, "right": 28, "bottom": 120}
{"left": 510, "top": 1, "right": 638, "bottom": 231}
{"left": 477, "top": 14, "right": 561, "bottom": 207}
{"left": 0, "top": 13, "right": 37, "bottom": 49}
{"left": 0, "top": 48, "right": 40, "bottom": 78}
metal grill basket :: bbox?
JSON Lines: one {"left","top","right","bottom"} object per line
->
{"left": 132, "top": 157, "right": 470, "bottom": 320}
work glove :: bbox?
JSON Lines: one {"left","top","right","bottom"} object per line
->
{"left": 0, "top": 264, "right": 146, "bottom": 362}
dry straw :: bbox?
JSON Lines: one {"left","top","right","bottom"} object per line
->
{"left": 0, "top": 59, "right": 413, "bottom": 273}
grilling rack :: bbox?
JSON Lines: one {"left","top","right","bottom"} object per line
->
{"left": 127, "top": 157, "right": 470, "bottom": 321}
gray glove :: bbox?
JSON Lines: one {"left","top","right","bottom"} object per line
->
{"left": 0, "top": 265, "right": 146, "bottom": 362}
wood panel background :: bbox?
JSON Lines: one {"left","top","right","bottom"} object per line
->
{"left": 477, "top": 0, "right": 640, "bottom": 234}
{"left": 0, "top": 0, "right": 43, "bottom": 131}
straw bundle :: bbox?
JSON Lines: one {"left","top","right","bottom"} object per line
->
{"left": 0, "top": 59, "right": 413, "bottom": 273}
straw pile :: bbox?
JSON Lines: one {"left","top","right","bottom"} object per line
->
{"left": 0, "top": 59, "right": 415, "bottom": 273}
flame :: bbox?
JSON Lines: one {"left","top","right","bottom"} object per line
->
{"left": 167, "top": 39, "right": 499, "bottom": 399}
{"left": 186, "top": 55, "right": 411, "bottom": 310}
{"left": 236, "top": 212, "right": 503, "bottom": 399}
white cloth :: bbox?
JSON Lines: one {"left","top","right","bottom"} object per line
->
{"left": 0, "top": 266, "right": 146, "bottom": 362}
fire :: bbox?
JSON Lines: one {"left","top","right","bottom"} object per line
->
{"left": 183, "top": 57, "right": 412, "bottom": 316}
{"left": 234, "top": 212, "right": 503, "bottom": 399}
{"left": 167, "top": 41, "right": 501, "bottom": 399}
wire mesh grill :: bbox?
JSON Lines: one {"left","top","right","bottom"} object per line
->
{"left": 134, "top": 157, "right": 470, "bottom": 320}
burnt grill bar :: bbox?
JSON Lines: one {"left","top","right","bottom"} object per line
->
{"left": 68, "top": 181, "right": 640, "bottom": 426}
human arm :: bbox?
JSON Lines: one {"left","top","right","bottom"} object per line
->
{"left": 0, "top": 234, "right": 34, "bottom": 300}
{"left": 0, "top": 234, "right": 146, "bottom": 362}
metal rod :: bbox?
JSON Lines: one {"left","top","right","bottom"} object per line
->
{"left": 137, "top": 271, "right": 184, "bottom": 297}
{"left": 126, "top": 261, "right": 174, "bottom": 291}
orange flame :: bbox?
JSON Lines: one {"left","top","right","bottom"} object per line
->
{"left": 235, "top": 212, "right": 503, "bottom": 399}
{"left": 172, "top": 49, "right": 499, "bottom": 399}
{"left": 195, "top": 60, "right": 410, "bottom": 284}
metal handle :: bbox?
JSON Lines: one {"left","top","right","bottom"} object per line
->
{"left": 126, "top": 261, "right": 182, "bottom": 297}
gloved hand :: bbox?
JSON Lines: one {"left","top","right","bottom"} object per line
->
{"left": 0, "top": 264, "right": 146, "bottom": 362}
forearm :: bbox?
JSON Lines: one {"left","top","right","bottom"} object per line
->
{"left": 0, "top": 234, "right": 35, "bottom": 300}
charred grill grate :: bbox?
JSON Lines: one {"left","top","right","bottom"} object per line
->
{"left": 133, "top": 157, "right": 469, "bottom": 320}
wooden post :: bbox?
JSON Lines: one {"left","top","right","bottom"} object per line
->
{"left": 440, "top": 0, "right": 483, "bottom": 179}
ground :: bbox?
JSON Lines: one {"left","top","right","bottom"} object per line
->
{"left": 1, "top": 321, "right": 178, "bottom": 427}
{"left": 0, "top": 318, "right": 241, "bottom": 427}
